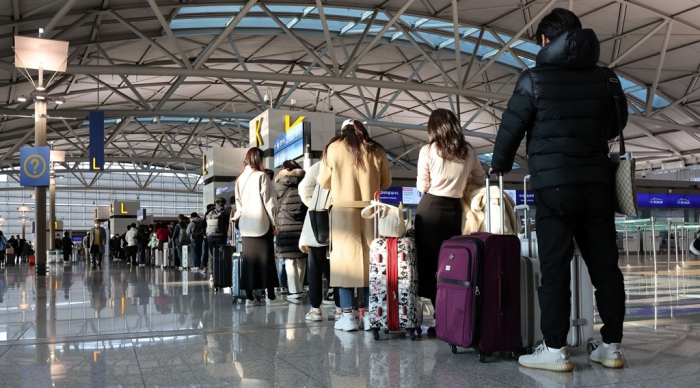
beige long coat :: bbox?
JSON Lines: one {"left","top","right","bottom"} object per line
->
{"left": 318, "top": 140, "right": 392, "bottom": 288}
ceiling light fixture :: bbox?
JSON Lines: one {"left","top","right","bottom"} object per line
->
{"left": 17, "top": 95, "right": 26, "bottom": 102}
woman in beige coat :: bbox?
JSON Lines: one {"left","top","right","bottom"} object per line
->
{"left": 318, "top": 119, "right": 392, "bottom": 332}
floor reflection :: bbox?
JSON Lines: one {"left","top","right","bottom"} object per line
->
{"left": 0, "top": 254, "right": 698, "bottom": 387}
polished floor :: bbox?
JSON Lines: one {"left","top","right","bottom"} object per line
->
{"left": 0, "top": 253, "right": 699, "bottom": 387}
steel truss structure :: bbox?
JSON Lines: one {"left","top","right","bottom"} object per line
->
{"left": 0, "top": 0, "right": 699, "bottom": 181}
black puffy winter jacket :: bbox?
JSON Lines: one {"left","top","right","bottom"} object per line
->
{"left": 491, "top": 29, "right": 629, "bottom": 190}
{"left": 274, "top": 168, "right": 307, "bottom": 259}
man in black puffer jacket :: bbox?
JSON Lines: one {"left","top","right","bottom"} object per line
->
{"left": 274, "top": 160, "right": 308, "bottom": 300}
{"left": 491, "top": 9, "right": 627, "bottom": 372}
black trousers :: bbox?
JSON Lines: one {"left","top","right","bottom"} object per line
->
{"left": 535, "top": 184, "right": 625, "bottom": 348}
{"left": 415, "top": 193, "right": 462, "bottom": 306}
{"left": 307, "top": 246, "right": 341, "bottom": 308}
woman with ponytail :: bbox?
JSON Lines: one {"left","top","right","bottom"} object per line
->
{"left": 318, "top": 119, "right": 392, "bottom": 332}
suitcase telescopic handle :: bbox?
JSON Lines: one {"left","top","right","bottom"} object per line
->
{"left": 484, "top": 173, "right": 505, "bottom": 234}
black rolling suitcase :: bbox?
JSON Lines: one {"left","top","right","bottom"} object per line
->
{"left": 213, "top": 245, "right": 234, "bottom": 292}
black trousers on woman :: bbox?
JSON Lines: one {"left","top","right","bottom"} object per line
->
{"left": 241, "top": 228, "right": 279, "bottom": 300}
{"left": 415, "top": 193, "right": 462, "bottom": 306}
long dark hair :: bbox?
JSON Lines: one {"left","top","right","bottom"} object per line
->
{"left": 282, "top": 160, "right": 302, "bottom": 171}
{"left": 427, "top": 109, "right": 470, "bottom": 162}
{"left": 323, "top": 120, "right": 383, "bottom": 169}
{"left": 242, "top": 147, "right": 264, "bottom": 172}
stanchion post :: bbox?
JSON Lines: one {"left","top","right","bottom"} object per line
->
{"left": 651, "top": 217, "right": 658, "bottom": 274}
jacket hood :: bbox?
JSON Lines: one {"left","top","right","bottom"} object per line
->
{"left": 275, "top": 168, "right": 306, "bottom": 182}
{"left": 536, "top": 29, "right": 600, "bottom": 70}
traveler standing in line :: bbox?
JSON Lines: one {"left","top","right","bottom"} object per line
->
{"left": 173, "top": 214, "right": 189, "bottom": 270}
{"left": 233, "top": 147, "right": 285, "bottom": 307}
{"left": 89, "top": 220, "right": 107, "bottom": 269}
{"left": 299, "top": 161, "right": 340, "bottom": 321}
{"left": 61, "top": 232, "right": 73, "bottom": 262}
{"left": 202, "top": 203, "right": 215, "bottom": 277}
{"left": 490, "top": 9, "right": 627, "bottom": 372}
{"left": 149, "top": 226, "right": 159, "bottom": 265}
{"left": 125, "top": 224, "right": 138, "bottom": 265}
{"left": 318, "top": 119, "right": 392, "bottom": 331}
{"left": 0, "top": 231, "right": 7, "bottom": 267}
{"left": 274, "top": 160, "right": 307, "bottom": 300}
{"left": 187, "top": 212, "right": 206, "bottom": 272}
{"left": 205, "top": 198, "right": 229, "bottom": 278}
{"left": 136, "top": 225, "right": 149, "bottom": 267}
{"left": 415, "top": 108, "right": 486, "bottom": 309}
{"left": 156, "top": 222, "right": 172, "bottom": 268}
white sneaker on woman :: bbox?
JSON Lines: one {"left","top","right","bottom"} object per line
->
{"left": 305, "top": 308, "right": 323, "bottom": 322}
{"left": 363, "top": 315, "right": 372, "bottom": 331}
{"left": 334, "top": 313, "right": 358, "bottom": 332}
{"left": 266, "top": 297, "right": 287, "bottom": 307}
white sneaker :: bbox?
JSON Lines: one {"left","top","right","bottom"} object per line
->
{"left": 363, "top": 314, "right": 372, "bottom": 331}
{"left": 334, "top": 313, "right": 359, "bottom": 332}
{"left": 266, "top": 297, "right": 287, "bottom": 307}
{"left": 305, "top": 308, "right": 323, "bottom": 322}
{"left": 287, "top": 292, "right": 304, "bottom": 300}
{"left": 245, "top": 299, "right": 260, "bottom": 307}
{"left": 518, "top": 343, "right": 574, "bottom": 372}
{"left": 334, "top": 307, "right": 342, "bottom": 321}
{"left": 178, "top": 266, "right": 183, "bottom": 271}
{"left": 590, "top": 342, "right": 624, "bottom": 369}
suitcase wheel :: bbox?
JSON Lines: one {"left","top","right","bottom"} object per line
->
{"left": 477, "top": 353, "right": 487, "bottom": 363}
{"left": 372, "top": 329, "right": 380, "bottom": 341}
{"left": 587, "top": 341, "right": 598, "bottom": 355}
{"left": 510, "top": 351, "right": 520, "bottom": 360}
{"left": 415, "top": 327, "right": 422, "bottom": 336}
{"left": 450, "top": 345, "right": 458, "bottom": 354}
{"left": 232, "top": 297, "right": 238, "bottom": 304}
{"left": 409, "top": 330, "right": 417, "bottom": 341}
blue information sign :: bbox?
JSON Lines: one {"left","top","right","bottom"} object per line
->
{"left": 20, "top": 146, "right": 50, "bottom": 187}
{"left": 89, "top": 111, "right": 105, "bottom": 171}
{"left": 273, "top": 121, "right": 307, "bottom": 168}
{"left": 515, "top": 190, "right": 535, "bottom": 206}
{"left": 380, "top": 187, "right": 403, "bottom": 204}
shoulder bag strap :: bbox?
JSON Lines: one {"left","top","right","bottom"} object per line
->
{"left": 607, "top": 68, "right": 625, "bottom": 157}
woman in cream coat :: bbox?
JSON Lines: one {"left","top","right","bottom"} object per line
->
{"left": 233, "top": 147, "right": 285, "bottom": 307}
{"left": 298, "top": 161, "right": 340, "bottom": 322}
{"left": 318, "top": 119, "right": 392, "bottom": 332}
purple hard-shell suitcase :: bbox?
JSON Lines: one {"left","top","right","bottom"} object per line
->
{"left": 435, "top": 175, "right": 521, "bottom": 362}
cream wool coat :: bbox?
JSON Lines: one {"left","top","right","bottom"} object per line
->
{"left": 233, "top": 166, "right": 279, "bottom": 237}
{"left": 318, "top": 140, "right": 392, "bottom": 288}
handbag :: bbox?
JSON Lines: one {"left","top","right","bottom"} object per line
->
{"left": 610, "top": 72, "right": 638, "bottom": 217}
{"left": 361, "top": 192, "right": 408, "bottom": 238}
{"left": 308, "top": 184, "right": 331, "bottom": 245}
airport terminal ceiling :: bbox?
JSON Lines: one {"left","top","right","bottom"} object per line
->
{"left": 0, "top": 0, "right": 699, "bottom": 184}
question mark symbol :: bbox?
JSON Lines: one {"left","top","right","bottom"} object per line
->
{"left": 30, "top": 158, "right": 40, "bottom": 174}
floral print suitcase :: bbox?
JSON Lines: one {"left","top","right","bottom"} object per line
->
{"left": 368, "top": 237, "right": 422, "bottom": 340}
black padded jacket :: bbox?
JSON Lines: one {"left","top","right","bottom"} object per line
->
{"left": 274, "top": 168, "right": 307, "bottom": 259}
{"left": 491, "top": 29, "right": 629, "bottom": 190}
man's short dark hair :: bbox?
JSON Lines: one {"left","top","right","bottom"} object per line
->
{"left": 178, "top": 214, "right": 185, "bottom": 220}
{"left": 131, "top": 223, "right": 137, "bottom": 227}
{"left": 535, "top": 8, "right": 582, "bottom": 46}
{"left": 190, "top": 212, "right": 199, "bottom": 218}
{"left": 206, "top": 204, "right": 215, "bottom": 211}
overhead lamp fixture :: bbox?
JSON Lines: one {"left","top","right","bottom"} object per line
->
{"left": 290, "top": 99, "right": 297, "bottom": 109}
{"left": 17, "top": 95, "right": 27, "bottom": 102}
{"left": 35, "top": 86, "right": 46, "bottom": 92}
{"left": 35, "top": 93, "right": 46, "bottom": 100}
{"left": 55, "top": 98, "right": 65, "bottom": 105}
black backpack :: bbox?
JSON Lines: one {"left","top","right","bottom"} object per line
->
{"left": 192, "top": 220, "right": 205, "bottom": 241}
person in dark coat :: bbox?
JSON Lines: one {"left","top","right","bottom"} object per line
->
{"left": 490, "top": 8, "right": 627, "bottom": 372}
{"left": 274, "top": 160, "right": 307, "bottom": 299}
{"left": 61, "top": 232, "right": 74, "bottom": 262}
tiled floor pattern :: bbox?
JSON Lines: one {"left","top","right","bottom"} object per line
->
{"left": 0, "top": 253, "right": 698, "bottom": 387}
